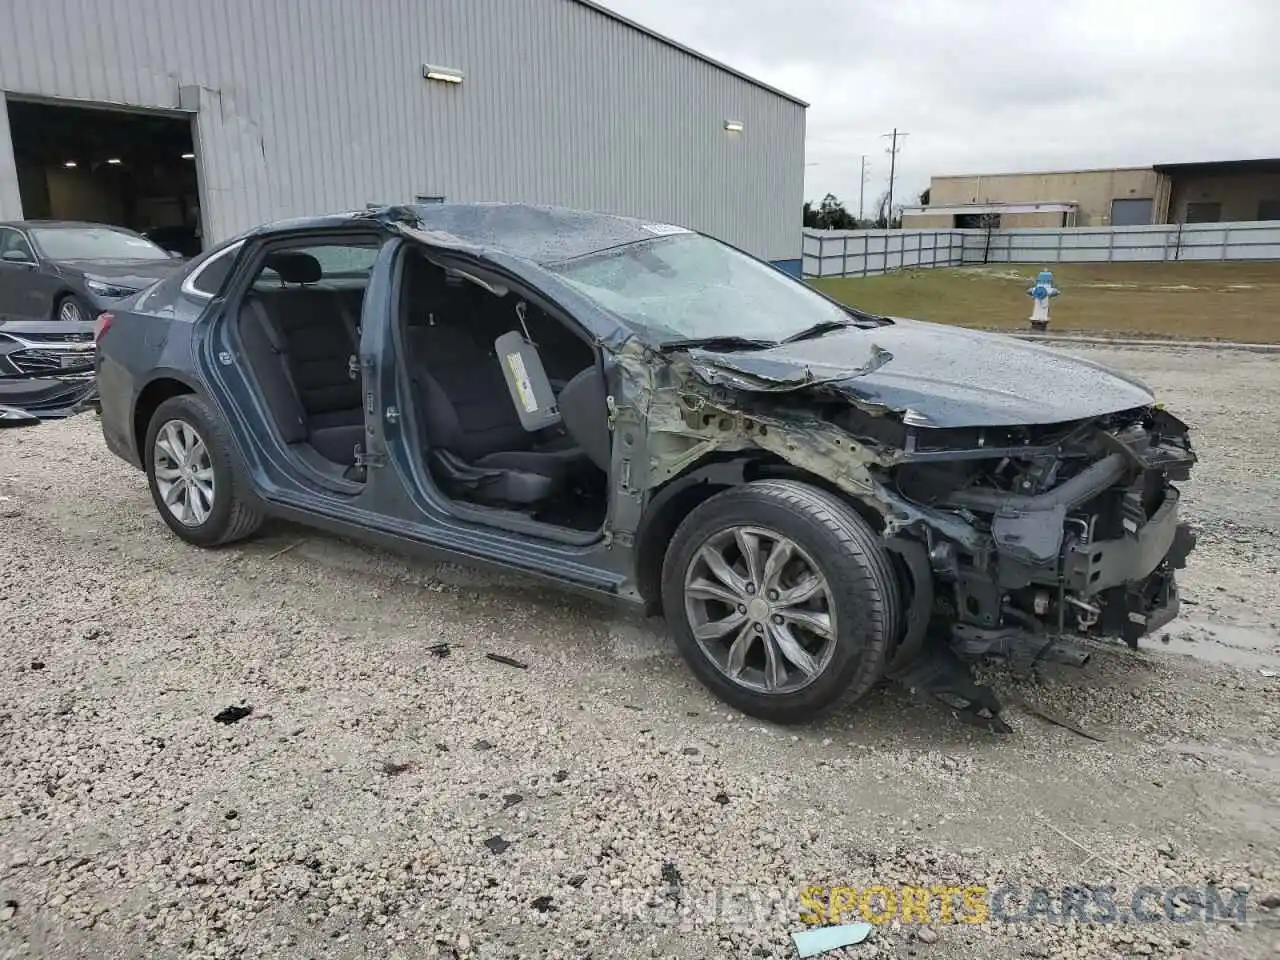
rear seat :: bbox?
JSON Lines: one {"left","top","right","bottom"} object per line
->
{"left": 237, "top": 251, "right": 366, "bottom": 465}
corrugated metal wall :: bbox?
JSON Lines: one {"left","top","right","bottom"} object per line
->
{"left": 0, "top": 0, "right": 805, "bottom": 261}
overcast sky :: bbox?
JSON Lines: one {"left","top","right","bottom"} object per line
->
{"left": 597, "top": 0, "right": 1278, "bottom": 213}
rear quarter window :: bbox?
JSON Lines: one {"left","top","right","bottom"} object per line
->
{"left": 191, "top": 250, "right": 236, "bottom": 296}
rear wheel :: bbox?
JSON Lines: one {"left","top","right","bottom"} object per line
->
{"left": 661, "top": 479, "right": 900, "bottom": 724}
{"left": 144, "top": 394, "right": 262, "bottom": 546}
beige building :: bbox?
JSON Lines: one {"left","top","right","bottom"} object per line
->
{"left": 903, "top": 159, "right": 1280, "bottom": 229}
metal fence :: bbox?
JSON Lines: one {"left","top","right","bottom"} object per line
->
{"left": 802, "top": 220, "right": 1280, "bottom": 278}
{"left": 802, "top": 229, "right": 964, "bottom": 278}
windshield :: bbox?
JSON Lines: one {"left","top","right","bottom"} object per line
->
{"left": 31, "top": 227, "right": 171, "bottom": 262}
{"left": 545, "top": 233, "right": 853, "bottom": 344}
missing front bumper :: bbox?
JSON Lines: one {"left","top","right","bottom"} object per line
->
{"left": 1096, "top": 543, "right": 1189, "bottom": 647}
{"left": 1062, "top": 488, "right": 1194, "bottom": 594}
{"left": 950, "top": 527, "right": 1193, "bottom": 662}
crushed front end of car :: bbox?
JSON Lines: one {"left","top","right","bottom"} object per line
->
{"left": 876, "top": 405, "right": 1197, "bottom": 655}
{"left": 626, "top": 320, "right": 1198, "bottom": 731}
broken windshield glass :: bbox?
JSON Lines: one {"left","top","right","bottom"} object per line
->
{"left": 545, "top": 234, "right": 861, "bottom": 344}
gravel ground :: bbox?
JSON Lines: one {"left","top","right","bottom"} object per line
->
{"left": 1, "top": 344, "right": 1278, "bottom": 960}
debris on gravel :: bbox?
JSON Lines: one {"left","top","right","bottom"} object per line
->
{"left": 212, "top": 705, "right": 253, "bottom": 725}
{"left": 485, "top": 652, "right": 530, "bottom": 669}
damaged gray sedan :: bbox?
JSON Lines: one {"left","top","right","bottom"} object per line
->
{"left": 94, "top": 203, "right": 1196, "bottom": 729}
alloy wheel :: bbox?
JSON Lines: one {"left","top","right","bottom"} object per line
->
{"left": 58, "top": 299, "right": 84, "bottom": 323}
{"left": 152, "top": 419, "right": 216, "bottom": 526}
{"left": 682, "top": 524, "right": 837, "bottom": 694}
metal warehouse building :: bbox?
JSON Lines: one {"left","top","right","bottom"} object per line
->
{"left": 0, "top": 0, "right": 807, "bottom": 273}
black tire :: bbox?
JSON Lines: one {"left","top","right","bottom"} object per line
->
{"left": 54, "top": 293, "right": 92, "bottom": 324}
{"left": 143, "top": 393, "right": 263, "bottom": 547}
{"left": 660, "top": 479, "right": 901, "bottom": 724}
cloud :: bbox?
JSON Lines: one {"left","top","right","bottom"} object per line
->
{"left": 595, "top": 0, "right": 1279, "bottom": 206}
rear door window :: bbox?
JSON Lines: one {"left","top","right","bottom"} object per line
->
{"left": 250, "top": 243, "right": 381, "bottom": 291}
{"left": 187, "top": 237, "right": 383, "bottom": 300}
{"left": 302, "top": 245, "right": 380, "bottom": 278}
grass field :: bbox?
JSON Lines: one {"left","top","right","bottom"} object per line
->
{"left": 809, "top": 261, "right": 1280, "bottom": 342}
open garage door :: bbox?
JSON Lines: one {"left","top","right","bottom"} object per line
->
{"left": 5, "top": 98, "right": 204, "bottom": 257}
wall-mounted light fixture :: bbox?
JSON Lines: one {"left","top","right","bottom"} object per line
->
{"left": 724, "top": 120, "right": 744, "bottom": 132}
{"left": 423, "top": 64, "right": 464, "bottom": 84}
{"left": 63, "top": 160, "right": 77, "bottom": 168}
{"left": 181, "top": 152, "right": 195, "bottom": 160}
{"left": 106, "top": 157, "right": 122, "bottom": 165}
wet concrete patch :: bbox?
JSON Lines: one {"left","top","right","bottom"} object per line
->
{"left": 1156, "top": 616, "right": 1280, "bottom": 671}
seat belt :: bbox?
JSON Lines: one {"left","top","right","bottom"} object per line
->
{"left": 328, "top": 291, "right": 361, "bottom": 379}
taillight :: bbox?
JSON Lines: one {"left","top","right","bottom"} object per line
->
{"left": 94, "top": 312, "right": 114, "bottom": 342}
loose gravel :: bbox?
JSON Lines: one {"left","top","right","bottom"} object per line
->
{"left": 1, "top": 344, "right": 1278, "bottom": 960}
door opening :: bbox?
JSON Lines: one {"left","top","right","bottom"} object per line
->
{"left": 396, "top": 248, "right": 611, "bottom": 541}
{"left": 6, "top": 98, "right": 203, "bottom": 256}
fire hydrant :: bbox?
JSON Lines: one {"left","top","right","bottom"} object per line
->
{"left": 1026, "top": 269, "right": 1059, "bottom": 331}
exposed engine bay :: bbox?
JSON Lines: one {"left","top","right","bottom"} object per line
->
{"left": 878, "top": 405, "right": 1197, "bottom": 655}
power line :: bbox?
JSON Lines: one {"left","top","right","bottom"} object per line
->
{"left": 881, "top": 128, "right": 909, "bottom": 227}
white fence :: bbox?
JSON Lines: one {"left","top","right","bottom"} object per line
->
{"left": 802, "top": 220, "right": 1280, "bottom": 278}
{"left": 802, "top": 229, "right": 965, "bottom": 278}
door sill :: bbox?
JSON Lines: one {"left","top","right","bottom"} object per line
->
{"left": 440, "top": 495, "right": 606, "bottom": 546}
{"left": 286, "top": 442, "right": 366, "bottom": 496}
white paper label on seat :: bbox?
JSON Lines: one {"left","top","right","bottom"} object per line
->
{"left": 505, "top": 351, "right": 539, "bottom": 413}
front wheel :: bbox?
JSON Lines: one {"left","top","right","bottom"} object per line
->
{"left": 660, "top": 480, "right": 901, "bottom": 724}
{"left": 144, "top": 394, "right": 263, "bottom": 546}
{"left": 56, "top": 294, "right": 91, "bottom": 324}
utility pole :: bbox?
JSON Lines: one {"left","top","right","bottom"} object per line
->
{"left": 858, "top": 155, "right": 869, "bottom": 223}
{"left": 881, "top": 128, "right": 909, "bottom": 227}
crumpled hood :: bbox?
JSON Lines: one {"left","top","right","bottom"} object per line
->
{"left": 59, "top": 258, "right": 184, "bottom": 291}
{"left": 684, "top": 318, "right": 1156, "bottom": 428}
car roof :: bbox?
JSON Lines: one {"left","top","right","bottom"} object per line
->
{"left": 406, "top": 202, "right": 692, "bottom": 264}
{"left": 255, "top": 202, "right": 696, "bottom": 266}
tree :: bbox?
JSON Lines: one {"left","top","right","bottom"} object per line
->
{"left": 870, "top": 191, "right": 904, "bottom": 229}
{"left": 803, "top": 193, "right": 858, "bottom": 230}
{"left": 873, "top": 191, "right": 890, "bottom": 229}
{"left": 819, "top": 193, "right": 858, "bottom": 230}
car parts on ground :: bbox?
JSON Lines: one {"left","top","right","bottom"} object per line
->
{"left": 0, "top": 320, "right": 98, "bottom": 422}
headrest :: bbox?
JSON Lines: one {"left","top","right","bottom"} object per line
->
{"left": 265, "top": 252, "right": 322, "bottom": 284}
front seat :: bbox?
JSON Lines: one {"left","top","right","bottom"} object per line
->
{"left": 557, "top": 365, "right": 612, "bottom": 471}
{"left": 406, "top": 322, "right": 585, "bottom": 505}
